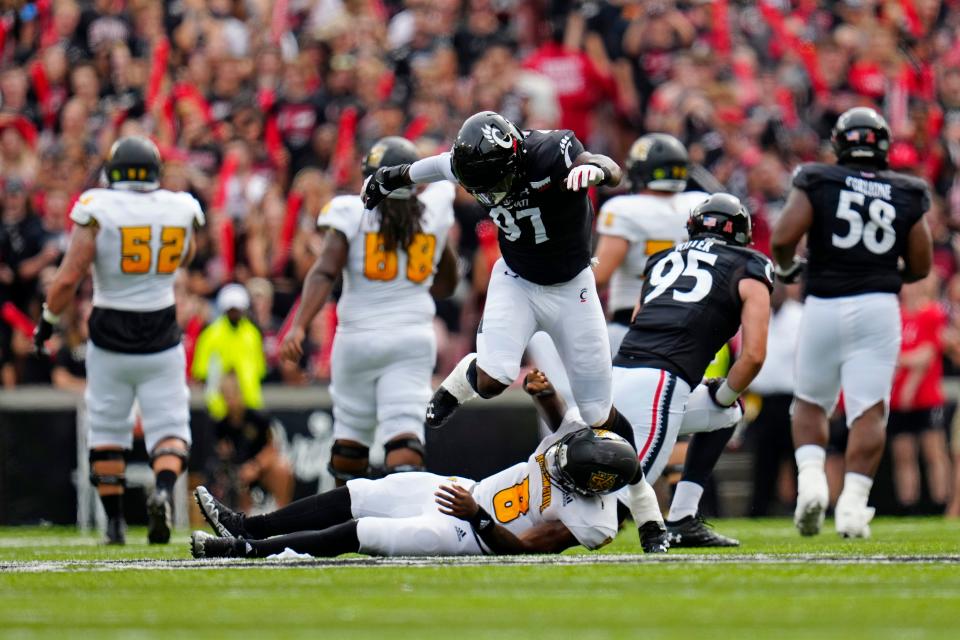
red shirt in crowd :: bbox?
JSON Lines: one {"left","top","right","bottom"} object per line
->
{"left": 891, "top": 303, "right": 947, "bottom": 410}
{"left": 522, "top": 42, "right": 616, "bottom": 142}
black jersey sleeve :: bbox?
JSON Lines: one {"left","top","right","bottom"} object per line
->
{"left": 742, "top": 251, "right": 775, "bottom": 292}
{"left": 547, "top": 130, "right": 585, "bottom": 185}
{"left": 791, "top": 163, "right": 826, "bottom": 192}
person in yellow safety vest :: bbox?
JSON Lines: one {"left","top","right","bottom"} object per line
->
{"left": 192, "top": 284, "right": 266, "bottom": 419}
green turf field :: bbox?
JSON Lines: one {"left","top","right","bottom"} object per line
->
{"left": 1, "top": 518, "right": 958, "bottom": 639}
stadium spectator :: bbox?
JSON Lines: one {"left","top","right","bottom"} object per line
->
{"left": 192, "top": 284, "right": 266, "bottom": 420}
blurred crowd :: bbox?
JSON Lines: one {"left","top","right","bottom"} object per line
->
{"left": 2, "top": 0, "right": 960, "bottom": 513}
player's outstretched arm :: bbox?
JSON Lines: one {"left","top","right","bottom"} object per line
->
{"left": 34, "top": 223, "right": 98, "bottom": 354}
{"left": 435, "top": 485, "right": 577, "bottom": 554}
{"left": 566, "top": 152, "right": 623, "bottom": 191}
{"left": 279, "top": 229, "right": 348, "bottom": 363}
{"left": 430, "top": 244, "right": 459, "bottom": 299}
{"left": 523, "top": 369, "right": 566, "bottom": 431}
{"left": 771, "top": 187, "right": 813, "bottom": 282}
{"left": 901, "top": 215, "right": 933, "bottom": 283}
{"left": 363, "top": 153, "right": 457, "bottom": 210}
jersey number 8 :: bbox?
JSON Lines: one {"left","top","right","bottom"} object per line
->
{"left": 832, "top": 189, "right": 896, "bottom": 255}
{"left": 120, "top": 226, "right": 186, "bottom": 275}
{"left": 363, "top": 232, "right": 436, "bottom": 283}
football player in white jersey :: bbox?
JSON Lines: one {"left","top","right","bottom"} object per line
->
{"left": 593, "top": 133, "right": 709, "bottom": 356}
{"left": 190, "top": 370, "right": 648, "bottom": 559}
{"left": 280, "top": 137, "right": 458, "bottom": 485}
{"left": 33, "top": 137, "right": 204, "bottom": 545}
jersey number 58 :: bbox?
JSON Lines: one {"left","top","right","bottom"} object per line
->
{"left": 832, "top": 189, "right": 896, "bottom": 255}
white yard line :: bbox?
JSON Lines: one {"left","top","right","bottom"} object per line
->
{"left": 2, "top": 553, "right": 959, "bottom": 573}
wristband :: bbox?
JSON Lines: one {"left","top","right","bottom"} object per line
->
{"left": 714, "top": 380, "right": 740, "bottom": 407}
{"left": 42, "top": 304, "right": 61, "bottom": 325}
{"left": 589, "top": 163, "right": 612, "bottom": 185}
{"left": 468, "top": 506, "right": 495, "bottom": 533}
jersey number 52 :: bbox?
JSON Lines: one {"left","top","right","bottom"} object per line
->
{"left": 120, "top": 226, "right": 186, "bottom": 274}
{"left": 832, "top": 189, "right": 896, "bottom": 255}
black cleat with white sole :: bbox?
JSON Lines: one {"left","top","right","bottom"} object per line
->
{"left": 194, "top": 486, "right": 250, "bottom": 538}
{"left": 638, "top": 520, "right": 670, "bottom": 553}
{"left": 665, "top": 513, "right": 740, "bottom": 548}
{"left": 425, "top": 387, "right": 461, "bottom": 430}
{"left": 190, "top": 531, "right": 246, "bottom": 559}
{"left": 147, "top": 489, "right": 173, "bottom": 544}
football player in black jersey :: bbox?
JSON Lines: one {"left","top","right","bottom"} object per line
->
{"left": 612, "top": 194, "right": 774, "bottom": 547}
{"left": 771, "top": 107, "right": 933, "bottom": 538}
{"left": 363, "top": 111, "right": 668, "bottom": 547}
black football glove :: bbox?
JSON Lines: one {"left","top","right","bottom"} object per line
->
{"left": 704, "top": 377, "right": 738, "bottom": 409}
{"left": 32, "top": 317, "right": 55, "bottom": 356}
{"left": 774, "top": 257, "right": 806, "bottom": 284}
{"left": 361, "top": 165, "right": 413, "bottom": 210}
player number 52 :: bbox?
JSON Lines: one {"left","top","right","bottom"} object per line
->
{"left": 119, "top": 226, "right": 186, "bottom": 275}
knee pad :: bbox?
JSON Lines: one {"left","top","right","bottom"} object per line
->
{"left": 89, "top": 449, "right": 128, "bottom": 488}
{"left": 383, "top": 437, "right": 426, "bottom": 474}
{"left": 328, "top": 441, "right": 370, "bottom": 482}
{"left": 150, "top": 441, "right": 190, "bottom": 470}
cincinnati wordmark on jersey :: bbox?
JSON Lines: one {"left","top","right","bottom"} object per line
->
{"left": 795, "top": 163, "right": 930, "bottom": 298}
{"left": 615, "top": 238, "right": 774, "bottom": 385}
{"left": 483, "top": 130, "right": 592, "bottom": 286}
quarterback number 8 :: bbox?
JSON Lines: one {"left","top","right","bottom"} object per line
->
{"left": 120, "top": 226, "right": 186, "bottom": 275}
{"left": 832, "top": 189, "right": 896, "bottom": 255}
{"left": 644, "top": 249, "right": 717, "bottom": 305}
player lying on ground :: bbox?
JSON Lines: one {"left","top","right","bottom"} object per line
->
{"left": 191, "top": 371, "right": 667, "bottom": 558}
{"left": 611, "top": 193, "right": 774, "bottom": 547}
{"left": 33, "top": 136, "right": 202, "bottom": 545}
{"left": 361, "top": 111, "right": 661, "bottom": 544}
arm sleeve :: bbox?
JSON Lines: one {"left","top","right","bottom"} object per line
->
{"left": 69, "top": 191, "right": 99, "bottom": 226}
{"left": 560, "top": 498, "right": 618, "bottom": 550}
{"left": 409, "top": 152, "right": 458, "bottom": 184}
{"left": 790, "top": 164, "right": 817, "bottom": 192}
{"left": 187, "top": 194, "right": 206, "bottom": 228}
{"left": 551, "top": 131, "right": 586, "bottom": 184}
{"left": 316, "top": 196, "right": 362, "bottom": 242}
{"left": 597, "top": 199, "right": 639, "bottom": 242}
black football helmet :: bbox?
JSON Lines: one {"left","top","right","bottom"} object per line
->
{"left": 105, "top": 136, "right": 161, "bottom": 190}
{"left": 450, "top": 111, "right": 524, "bottom": 207}
{"left": 362, "top": 136, "right": 420, "bottom": 200}
{"left": 545, "top": 429, "right": 639, "bottom": 497}
{"left": 831, "top": 107, "right": 890, "bottom": 169}
{"left": 626, "top": 133, "right": 689, "bottom": 193}
{"left": 687, "top": 193, "right": 752, "bottom": 246}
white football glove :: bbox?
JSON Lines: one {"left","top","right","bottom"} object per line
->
{"left": 565, "top": 164, "right": 605, "bottom": 191}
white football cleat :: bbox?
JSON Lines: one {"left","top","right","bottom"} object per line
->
{"left": 835, "top": 504, "right": 875, "bottom": 539}
{"left": 794, "top": 470, "right": 829, "bottom": 537}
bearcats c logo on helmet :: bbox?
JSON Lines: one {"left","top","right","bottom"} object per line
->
{"left": 481, "top": 124, "right": 514, "bottom": 149}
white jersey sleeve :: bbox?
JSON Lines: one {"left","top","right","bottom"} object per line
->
{"left": 409, "top": 152, "right": 458, "bottom": 184}
{"left": 81, "top": 188, "right": 203, "bottom": 311}
{"left": 317, "top": 195, "right": 363, "bottom": 241}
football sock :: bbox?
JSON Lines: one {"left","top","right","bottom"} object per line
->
{"left": 795, "top": 444, "right": 828, "bottom": 504}
{"left": 605, "top": 408, "right": 637, "bottom": 452}
{"left": 244, "top": 486, "right": 352, "bottom": 539}
{"left": 794, "top": 444, "right": 826, "bottom": 472}
{"left": 837, "top": 472, "right": 873, "bottom": 510}
{"left": 155, "top": 470, "right": 177, "bottom": 495}
{"left": 680, "top": 426, "right": 735, "bottom": 487}
{"left": 245, "top": 521, "right": 360, "bottom": 558}
{"left": 442, "top": 354, "right": 482, "bottom": 402}
{"left": 100, "top": 494, "right": 124, "bottom": 520}
{"left": 667, "top": 481, "right": 704, "bottom": 522}
{"left": 627, "top": 475, "right": 664, "bottom": 525}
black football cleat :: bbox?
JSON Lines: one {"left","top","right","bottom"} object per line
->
{"left": 104, "top": 516, "right": 126, "bottom": 545}
{"left": 665, "top": 513, "right": 740, "bottom": 548}
{"left": 194, "top": 486, "right": 250, "bottom": 538}
{"left": 147, "top": 488, "right": 173, "bottom": 544}
{"left": 638, "top": 520, "right": 670, "bottom": 553}
{"left": 190, "top": 531, "right": 245, "bottom": 559}
{"left": 425, "top": 387, "right": 461, "bottom": 429}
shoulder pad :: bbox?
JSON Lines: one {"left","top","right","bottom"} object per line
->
{"left": 791, "top": 163, "right": 835, "bottom": 190}
{"left": 741, "top": 250, "right": 775, "bottom": 292}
